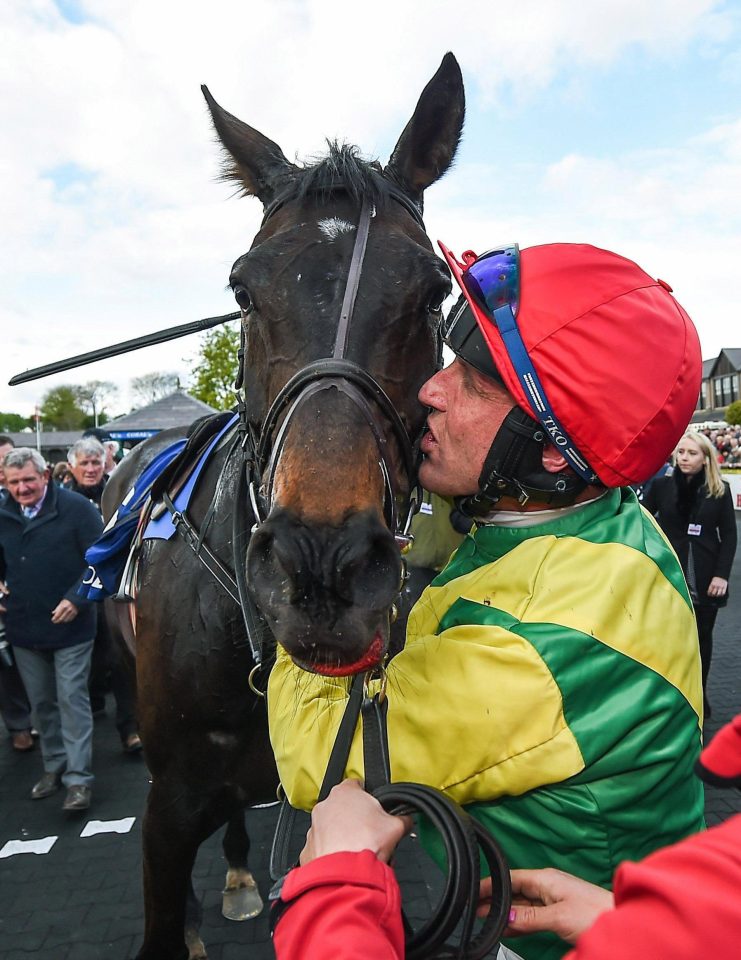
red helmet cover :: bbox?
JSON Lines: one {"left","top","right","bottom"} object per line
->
{"left": 439, "top": 242, "right": 702, "bottom": 487}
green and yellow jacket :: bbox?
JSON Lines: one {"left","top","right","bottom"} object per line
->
{"left": 268, "top": 488, "right": 705, "bottom": 959}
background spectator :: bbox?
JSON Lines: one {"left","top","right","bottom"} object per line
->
{"left": 67, "top": 436, "right": 141, "bottom": 753}
{"left": 0, "top": 447, "right": 102, "bottom": 811}
{"left": 642, "top": 430, "right": 737, "bottom": 717}
{"left": 0, "top": 437, "right": 35, "bottom": 752}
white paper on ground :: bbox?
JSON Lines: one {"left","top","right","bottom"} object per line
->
{"left": 80, "top": 817, "right": 136, "bottom": 837}
{"left": 0, "top": 836, "right": 58, "bottom": 858}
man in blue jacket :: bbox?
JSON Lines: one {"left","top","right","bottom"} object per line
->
{"left": 0, "top": 447, "right": 103, "bottom": 811}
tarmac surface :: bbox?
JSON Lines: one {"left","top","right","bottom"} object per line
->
{"left": 1, "top": 518, "right": 740, "bottom": 959}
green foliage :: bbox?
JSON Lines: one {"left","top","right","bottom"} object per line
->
{"left": 39, "top": 385, "right": 88, "bottom": 430}
{"left": 725, "top": 399, "right": 741, "bottom": 426}
{"left": 189, "top": 323, "right": 240, "bottom": 410}
{"left": 0, "top": 411, "right": 30, "bottom": 432}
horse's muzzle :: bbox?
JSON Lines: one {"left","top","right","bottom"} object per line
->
{"left": 246, "top": 507, "right": 401, "bottom": 671}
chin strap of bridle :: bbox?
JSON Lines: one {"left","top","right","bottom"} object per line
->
{"left": 457, "top": 407, "right": 591, "bottom": 517}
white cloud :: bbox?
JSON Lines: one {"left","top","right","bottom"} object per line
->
{"left": 0, "top": 0, "right": 738, "bottom": 415}
{"left": 425, "top": 113, "right": 741, "bottom": 360}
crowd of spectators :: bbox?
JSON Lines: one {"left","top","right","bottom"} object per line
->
{"left": 701, "top": 425, "right": 741, "bottom": 467}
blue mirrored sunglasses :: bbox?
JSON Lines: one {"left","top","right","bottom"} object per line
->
{"left": 462, "top": 244, "right": 520, "bottom": 321}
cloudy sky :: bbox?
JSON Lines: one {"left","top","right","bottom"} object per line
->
{"left": 2, "top": 0, "right": 740, "bottom": 419}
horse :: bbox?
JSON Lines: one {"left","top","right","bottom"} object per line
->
{"left": 104, "top": 53, "right": 465, "bottom": 960}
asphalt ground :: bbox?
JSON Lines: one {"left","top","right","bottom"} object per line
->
{"left": 1, "top": 519, "right": 740, "bottom": 959}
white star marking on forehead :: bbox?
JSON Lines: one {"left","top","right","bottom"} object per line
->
{"left": 318, "top": 217, "right": 356, "bottom": 240}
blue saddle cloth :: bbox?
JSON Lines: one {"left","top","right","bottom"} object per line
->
{"left": 80, "top": 440, "right": 186, "bottom": 601}
{"left": 79, "top": 413, "right": 238, "bottom": 601}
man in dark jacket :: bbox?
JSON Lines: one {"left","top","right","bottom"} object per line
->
{"left": 0, "top": 435, "right": 35, "bottom": 752}
{"left": 0, "top": 447, "right": 103, "bottom": 811}
{"left": 66, "top": 436, "right": 142, "bottom": 753}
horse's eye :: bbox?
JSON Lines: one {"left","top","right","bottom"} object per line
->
{"left": 428, "top": 285, "right": 451, "bottom": 314}
{"left": 232, "top": 284, "right": 252, "bottom": 312}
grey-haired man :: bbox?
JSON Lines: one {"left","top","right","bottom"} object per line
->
{"left": 0, "top": 447, "right": 102, "bottom": 810}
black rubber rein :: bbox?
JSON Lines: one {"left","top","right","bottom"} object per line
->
{"left": 373, "top": 783, "right": 512, "bottom": 960}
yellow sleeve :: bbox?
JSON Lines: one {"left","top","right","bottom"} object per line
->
{"left": 267, "top": 621, "right": 584, "bottom": 810}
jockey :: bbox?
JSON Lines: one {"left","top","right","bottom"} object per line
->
{"left": 267, "top": 241, "right": 705, "bottom": 960}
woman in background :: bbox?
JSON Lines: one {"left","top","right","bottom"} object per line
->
{"left": 642, "top": 430, "right": 737, "bottom": 717}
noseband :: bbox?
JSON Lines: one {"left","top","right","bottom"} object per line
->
{"left": 239, "top": 185, "right": 426, "bottom": 545}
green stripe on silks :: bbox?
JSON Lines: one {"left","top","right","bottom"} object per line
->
{"left": 555, "top": 487, "right": 693, "bottom": 611}
{"left": 420, "top": 599, "right": 704, "bottom": 960}
{"left": 432, "top": 488, "right": 692, "bottom": 611}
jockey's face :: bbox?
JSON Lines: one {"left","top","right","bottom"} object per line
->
{"left": 418, "top": 358, "right": 516, "bottom": 497}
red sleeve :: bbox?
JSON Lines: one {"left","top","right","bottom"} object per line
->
{"left": 565, "top": 815, "right": 741, "bottom": 960}
{"left": 272, "top": 850, "right": 404, "bottom": 960}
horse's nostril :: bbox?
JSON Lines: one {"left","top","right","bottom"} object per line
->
{"left": 334, "top": 532, "right": 401, "bottom": 609}
{"left": 247, "top": 509, "right": 401, "bottom": 613}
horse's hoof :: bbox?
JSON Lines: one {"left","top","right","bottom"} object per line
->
{"left": 222, "top": 882, "right": 264, "bottom": 921}
{"left": 185, "top": 928, "right": 208, "bottom": 960}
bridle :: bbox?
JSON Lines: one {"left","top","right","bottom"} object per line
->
{"left": 236, "top": 183, "right": 427, "bottom": 544}
{"left": 224, "top": 182, "right": 432, "bottom": 669}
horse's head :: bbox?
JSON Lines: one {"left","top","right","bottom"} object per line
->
{"left": 202, "top": 54, "right": 464, "bottom": 675}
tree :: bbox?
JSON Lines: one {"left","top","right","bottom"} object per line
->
{"left": 189, "top": 323, "right": 240, "bottom": 410}
{"left": 0, "top": 411, "right": 30, "bottom": 432}
{"left": 38, "top": 385, "right": 88, "bottom": 430}
{"left": 130, "top": 372, "right": 181, "bottom": 406}
{"left": 725, "top": 399, "right": 741, "bottom": 426}
{"left": 77, "top": 380, "right": 119, "bottom": 428}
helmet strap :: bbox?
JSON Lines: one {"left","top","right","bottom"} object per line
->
{"left": 457, "top": 407, "right": 590, "bottom": 517}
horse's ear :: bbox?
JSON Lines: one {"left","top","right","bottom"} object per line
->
{"left": 384, "top": 52, "right": 465, "bottom": 203}
{"left": 201, "top": 85, "right": 298, "bottom": 205}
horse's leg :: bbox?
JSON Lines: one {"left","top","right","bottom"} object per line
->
{"left": 184, "top": 879, "right": 206, "bottom": 960}
{"left": 136, "top": 780, "right": 220, "bottom": 960}
{"left": 221, "top": 812, "right": 264, "bottom": 921}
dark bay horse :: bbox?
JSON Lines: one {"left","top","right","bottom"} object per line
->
{"left": 106, "top": 53, "right": 464, "bottom": 960}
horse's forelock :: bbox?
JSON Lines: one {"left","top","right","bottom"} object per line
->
{"left": 291, "top": 142, "right": 390, "bottom": 209}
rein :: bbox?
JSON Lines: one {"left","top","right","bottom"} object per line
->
{"left": 268, "top": 670, "right": 512, "bottom": 959}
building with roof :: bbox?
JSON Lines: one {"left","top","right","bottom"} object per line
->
{"left": 692, "top": 348, "right": 741, "bottom": 424}
{"left": 3, "top": 391, "right": 219, "bottom": 463}
{"left": 103, "top": 390, "right": 218, "bottom": 443}
{"left": 2, "top": 430, "right": 82, "bottom": 465}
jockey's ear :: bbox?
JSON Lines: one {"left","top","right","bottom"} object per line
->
{"left": 542, "top": 443, "right": 569, "bottom": 474}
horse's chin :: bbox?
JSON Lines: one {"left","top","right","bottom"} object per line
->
{"left": 290, "top": 631, "right": 385, "bottom": 677}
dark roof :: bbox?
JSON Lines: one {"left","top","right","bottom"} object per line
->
{"left": 721, "top": 348, "right": 741, "bottom": 370}
{"left": 5, "top": 431, "right": 81, "bottom": 451}
{"left": 702, "top": 348, "right": 741, "bottom": 378}
{"left": 104, "top": 391, "right": 218, "bottom": 433}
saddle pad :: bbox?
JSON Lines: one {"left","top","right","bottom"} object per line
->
{"left": 80, "top": 412, "right": 239, "bottom": 601}
{"left": 80, "top": 438, "right": 187, "bottom": 601}
{"left": 144, "top": 412, "right": 238, "bottom": 541}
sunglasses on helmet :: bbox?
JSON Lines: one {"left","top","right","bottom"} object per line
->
{"left": 441, "top": 244, "right": 520, "bottom": 367}
{"left": 440, "top": 242, "right": 598, "bottom": 485}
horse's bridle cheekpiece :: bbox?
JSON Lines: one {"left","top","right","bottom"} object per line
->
{"left": 242, "top": 185, "right": 426, "bottom": 549}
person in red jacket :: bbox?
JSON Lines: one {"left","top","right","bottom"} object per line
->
{"left": 272, "top": 779, "right": 408, "bottom": 960}
{"left": 272, "top": 719, "right": 741, "bottom": 959}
